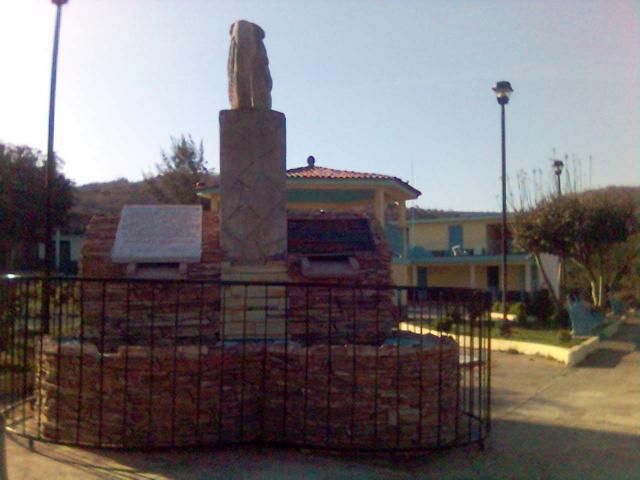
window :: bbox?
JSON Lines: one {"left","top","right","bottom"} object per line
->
{"left": 417, "top": 267, "right": 428, "bottom": 288}
{"left": 448, "top": 225, "right": 463, "bottom": 250}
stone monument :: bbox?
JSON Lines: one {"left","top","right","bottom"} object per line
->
{"left": 220, "top": 20, "right": 288, "bottom": 338}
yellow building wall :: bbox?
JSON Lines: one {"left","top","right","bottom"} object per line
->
{"left": 410, "top": 224, "right": 449, "bottom": 250}
{"left": 411, "top": 220, "right": 495, "bottom": 253}
{"left": 474, "top": 265, "right": 488, "bottom": 289}
{"left": 503, "top": 265, "right": 525, "bottom": 291}
{"left": 412, "top": 263, "right": 526, "bottom": 291}
{"left": 425, "top": 266, "right": 472, "bottom": 288}
{"left": 391, "top": 264, "right": 410, "bottom": 286}
{"left": 463, "top": 222, "right": 489, "bottom": 252}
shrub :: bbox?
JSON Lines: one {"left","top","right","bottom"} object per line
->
{"left": 529, "top": 290, "right": 554, "bottom": 325}
{"left": 499, "top": 321, "right": 513, "bottom": 337}
{"left": 447, "top": 310, "right": 463, "bottom": 325}
{"left": 551, "top": 306, "right": 570, "bottom": 329}
{"left": 509, "top": 302, "right": 528, "bottom": 325}
{"left": 558, "top": 330, "right": 573, "bottom": 344}
{"left": 435, "top": 319, "right": 453, "bottom": 333}
{"left": 492, "top": 301, "right": 506, "bottom": 313}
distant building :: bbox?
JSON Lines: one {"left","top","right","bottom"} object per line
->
{"left": 405, "top": 213, "right": 559, "bottom": 300}
{"left": 36, "top": 213, "right": 89, "bottom": 275}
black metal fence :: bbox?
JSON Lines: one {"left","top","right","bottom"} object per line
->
{"left": 1, "top": 275, "right": 491, "bottom": 452}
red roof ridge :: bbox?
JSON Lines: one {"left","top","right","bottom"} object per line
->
{"left": 285, "top": 164, "right": 420, "bottom": 197}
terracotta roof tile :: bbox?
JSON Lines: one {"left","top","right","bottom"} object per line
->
{"left": 196, "top": 161, "right": 421, "bottom": 198}
{"left": 287, "top": 163, "right": 420, "bottom": 197}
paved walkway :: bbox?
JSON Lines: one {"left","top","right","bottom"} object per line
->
{"left": 5, "top": 315, "right": 640, "bottom": 479}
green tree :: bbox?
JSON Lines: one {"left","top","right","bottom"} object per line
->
{"left": 0, "top": 143, "right": 74, "bottom": 271}
{"left": 513, "top": 188, "right": 638, "bottom": 308}
{"left": 144, "top": 135, "right": 213, "bottom": 204}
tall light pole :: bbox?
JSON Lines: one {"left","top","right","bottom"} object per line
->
{"left": 552, "top": 156, "right": 564, "bottom": 196}
{"left": 493, "top": 81, "right": 513, "bottom": 323}
{"left": 43, "top": 0, "right": 68, "bottom": 333}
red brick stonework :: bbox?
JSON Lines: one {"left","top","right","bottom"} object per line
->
{"left": 79, "top": 212, "right": 221, "bottom": 349}
{"left": 37, "top": 334, "right": 459, "bottom": 449}
{"left": 286, "top": 211, "right": 397, "bottom": 344}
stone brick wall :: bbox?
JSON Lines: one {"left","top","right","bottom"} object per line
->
{"left": 79, "top": 212, "right": 221, "bottom": 349}
{"left": 37, "top": 334, "right": 459, "bottom": 450}
{"left": 286, "top": 211, "right": 396, "bottom": 344}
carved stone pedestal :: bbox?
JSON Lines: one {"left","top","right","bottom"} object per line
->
{"left": 219, "top": 109, "right": 287, "bottom": 265}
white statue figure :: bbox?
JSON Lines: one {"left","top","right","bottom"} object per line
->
{"left": 228, "top": 20, "right": 272, "bottom": 110}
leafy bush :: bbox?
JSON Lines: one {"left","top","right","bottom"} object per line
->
{"left": 435, "top": 319, "right": 453, "bottom": 333}
{"left": 447, "top": 310, "right": 463, "bottom": 325}
{"left": 509, "top": 302, "right": 528, "bottom": 325}
{"left": 552, "top": 306, "right": 570, "bottom": 329}
{"left": 492, "top": 300, "right": 512, "bottom": 315}
{"left": 528, "top": 290, "right": 555, "bottom": 325}
{"left": 558, "top": 330, "right": 573, "bottom": 344}
{"left": 499, "top": 321, "right": 513, "bottom": 337}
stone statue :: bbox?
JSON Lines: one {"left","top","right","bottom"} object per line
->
{"left": 228, "top": 20, "right": 272, "bottom": 110}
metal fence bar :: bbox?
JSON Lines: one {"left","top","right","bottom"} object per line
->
{"left": 54, "top": 279, "right": 63, "bottom": 441}
{"left": 76, "top": 280, "right": 85, "bottom": 445}
{"left": 350, "top": 288, "right": 357, "bottom": 448}
{"left": 121, "top": 281, "right": 131, "bottom": 447}
{"left": 282, "top": 284, "right": 289, "bottom": 443}
{"left": 146, "top": 285, "right": 156, "bottom": 447}
{"left": 195, "top": 283, "right": 204, "bottom": 444}
{"left": 303, "top": 286, "right": 310, "bottom": 444}
{"left": 240, "top": 284, "right": 247, "bottom": 442}
{"left": 325, "top": 286, "right": 332, "bottom": 447}
{"left": 217, "top": 285, "right": 227, "bottom": 444}
{"left": 171, "top": 284, "right": 180, "bottom": 447}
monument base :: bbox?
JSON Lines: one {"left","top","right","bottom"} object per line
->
{"left": 220, "top": 262, "right": 290, "bottom": 340}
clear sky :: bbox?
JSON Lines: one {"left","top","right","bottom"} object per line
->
{"left": 1, "top": 0, "right": 638, "bottom": 211}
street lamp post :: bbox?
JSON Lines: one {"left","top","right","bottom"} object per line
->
{"left": 43, "top": 0, "right": 69, "bottom": 333}
{"left": 552, "top": 157, "right": 564, "bottom": 196}
{"left": 552, "top": 155, "right": 566, "bottom": 307}
{"left": 493, "top": 81, "right": 513, "bottom": 323}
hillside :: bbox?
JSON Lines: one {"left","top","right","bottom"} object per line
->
{"left": 68, "top": 178, "right": 157, "bottom": 232}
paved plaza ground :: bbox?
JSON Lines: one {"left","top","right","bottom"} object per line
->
{"left": 5, "top": 315, "right": 640, "bottom": 479}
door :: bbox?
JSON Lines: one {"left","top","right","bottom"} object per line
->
{"left": 59, "top": 240, "right": 71, "bottom": 274}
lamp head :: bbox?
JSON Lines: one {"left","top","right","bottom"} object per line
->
{"left": 553, "top": 159, "right": 564, "bottom": 176}
{"left": 493, "top": 81, "right": 513, "bottom": 105}
{"left": 52, "top": 0, "right": 69, "bottom": 5}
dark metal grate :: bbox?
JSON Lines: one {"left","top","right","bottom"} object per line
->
{"left": 287, "top": 218, "right": 375, "bottom": 254}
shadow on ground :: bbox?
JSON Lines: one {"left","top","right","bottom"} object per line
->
{"left": 576, "top": 347, "right": 631, "bottom": 368}
{"left": 8, "top": 418, "right": 640, "bottom": 480}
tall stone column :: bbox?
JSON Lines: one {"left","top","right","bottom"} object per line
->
{"left": 219, "top": 109, "right": 289, "bottom": 339}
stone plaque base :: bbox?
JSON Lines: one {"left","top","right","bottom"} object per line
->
{"left": 220, "top": 262, "right": 289, "bottom": 340}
